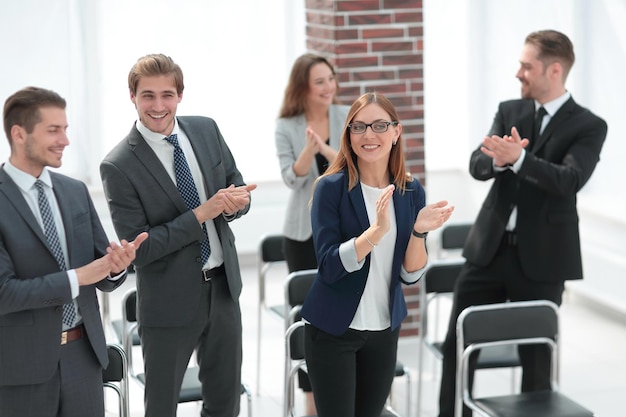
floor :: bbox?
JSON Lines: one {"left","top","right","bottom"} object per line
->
{"left": 103, "top": 256, "right": 626, "bottom": 417}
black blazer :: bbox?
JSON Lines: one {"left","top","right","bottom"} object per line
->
{"left": 463, "top": 97, "right": 607, "bottom": 282}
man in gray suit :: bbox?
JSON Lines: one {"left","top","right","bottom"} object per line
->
{"left": 0, "top": 86, "right": 146, "bottom": 417}
{"left": 100, "top": 54, "right": 256, "bottom": 417}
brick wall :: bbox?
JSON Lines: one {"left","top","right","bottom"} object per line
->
{"left": 305, "top": 0, "right": 424, "bottom": 336}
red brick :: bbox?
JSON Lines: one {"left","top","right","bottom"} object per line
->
{"left": 396, "top": 11, "right": 423, "bottom": 23}
{"left": 409, "top": 26, "right": 424, "bottom": 38}
{"left": 336, "top": 28, "right": 360, "bottom": 40}
{"left": 383, "top": 54, "right": 422, "bottom": 66}
{"left": 336, "top": 41, "right": 369, "bottom": 55}
{"left": 362, "top": 28, "right": 406, "bottom": 39}
{"left": 399, "top": 67, "right": 423, "bottom": 79}
{"left": 353, "top": 70, "right": 396, "bottom": 81}
{"left": 348, "top": 14, "right": 393, "bottom": 26}
{"left": 384, "top": 0, "right": 422, "bottom": 9}
{"left": 336, "top": 0, "right": 381, "bottom": 12}
{"left": 335, "top": 56, "right": 380, "bottom": 68}
{"left": 372, "top": 41, "right": 414, "bottom": 52}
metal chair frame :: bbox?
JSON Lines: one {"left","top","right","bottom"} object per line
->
{"left": 455, "top": 300, "right": 594, "bottom": 417}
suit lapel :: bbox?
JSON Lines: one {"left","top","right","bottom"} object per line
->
{"left": 0, "top": 168, "right": 51, "bottom": 252}
{"left": 348, "top": 181, "right": 371, "bottom": 232}
{"left": 128, "top": 126, "right": 188, "bottom": 213}
{"left": 178, "top": 117, "right": 216, "bottom": 198}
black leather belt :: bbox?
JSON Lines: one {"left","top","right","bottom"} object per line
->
{"left": 202, "top": 264, "right": 225, "bottom": 281}
{"left": 502, "top": 231, "right": 518, "bottom": 246}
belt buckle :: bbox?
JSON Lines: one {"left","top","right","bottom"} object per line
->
{"left": 202, "top": 269, "right": 212, "bottom": 282}
{"left": 61, "top": 331, "right": 68, "bottom": 345}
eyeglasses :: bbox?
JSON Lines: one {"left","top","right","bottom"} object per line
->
{"left": 347, "top": 121, "right": 399, "bottom": 134}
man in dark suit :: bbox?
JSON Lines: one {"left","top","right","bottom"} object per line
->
{"left": 0, "top": 86, "right": 146, "bottom": 417}
{"left": 99, "top": 54, "right": 256, "bottom": 417}
{"left": 438, "top": 30, "right": 608, "bottom": 417}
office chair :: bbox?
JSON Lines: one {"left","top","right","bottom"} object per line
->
{"left": 256, "top": 233, "right": 287, "bottom": 393}
{"left": 120, "top": 289, "right": 253, "bottom": 417}
{"left": 284, "top": 320, "right": 402, "bottom": 417}
{"left": 284, "top": 270, "right": 411, "bottom": 417}
{"left": 455, "top": 300, "right": 595, "bottom": 417}
{"left": 102, "top": 343, "right": 129, "bottom": 417}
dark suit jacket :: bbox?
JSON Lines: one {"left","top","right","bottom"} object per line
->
{"left": 100, "top": 116, "right": 249, "bottom": 327}
{"left": 301, "top": 172, "right": 425, "bottom": 336}
{"left": 463, "top": 97, "right": 607, "bottom": 282}
{"left": 0, "top": 169, "right": 123, "bottom": 386}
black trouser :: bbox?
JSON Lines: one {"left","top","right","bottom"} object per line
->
{"left": 305, "top": 324, "right": 399, "bottom": 417}
{"left": 438, "top": 242, "right": 564, "bottom": 417}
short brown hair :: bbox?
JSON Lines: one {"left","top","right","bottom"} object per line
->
{"left": 525, "top": 30, "right": 575, "bottom": 81}
{"left": 128, "top": 54, "right": 184, "bottom": 95}
{"left": 3, "top": 86, "right": 66, "bottom": 144}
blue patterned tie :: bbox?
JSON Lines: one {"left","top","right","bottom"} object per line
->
{"left": 164, "top": 134, "right": 211, "bottom": 264}
{"left": 34, "top": 180, "right": 77, "bottom": 328}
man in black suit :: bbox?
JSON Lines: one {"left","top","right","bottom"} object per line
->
{"left": 0, "top": 86, "right": 146, "bottom": 417}
{"left": 438, "top": 30, "right": 608, "bottom": 417}
{"left": 100, "top": 54, "right": 256, "bottom": 417}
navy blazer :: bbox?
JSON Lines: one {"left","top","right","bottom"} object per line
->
{"left": 463, "top": 97, "right": 607, "bottom": 282}
{"left": 301, "top": 172, "right": 425, "bottom": 336}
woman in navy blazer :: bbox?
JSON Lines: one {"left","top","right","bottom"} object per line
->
{"left": 301, "top": 92, "right": 454, "bottom": 417}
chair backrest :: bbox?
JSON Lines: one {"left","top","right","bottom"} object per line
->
{"left": 258, "top": 234, "right": 286, "bottom": 308}
{"left": 260, "top": 234, "right": 286, "bottom": 263}
{"left": 284, "top": 269, "right": 316, "bottom": 324}
{"left": 441, "top": 223, "right": 472, "bottom": 250}
{"left": 102, "top": 343, "right": 129, "bottom": 417}
{"left": 455, "top": 300, "right": 560, "bottom": 417}
{"left": 122, "top": 289, "right": 138, "bottom": 323}
{"left": 423, "top": 258, "right": 465, "bottom": 294}
{"left": 458, "top": 300, "right": 559, "bottom": 347}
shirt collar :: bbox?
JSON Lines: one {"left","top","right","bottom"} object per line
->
{"left": 536, "top": 91, "right": 571, "bottom": 117}
{"left": 3, "top": 160, "right": 52, "bottom": 192}
{"left": 136, "top": 118, "right": 180, "bottom": 144}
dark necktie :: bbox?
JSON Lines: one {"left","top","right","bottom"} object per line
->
{"left": 533, "top": 106, "right": 547, "bottom": 143}
{"left": 34, "top": 180, "right": 77, "bottom": 328}
{"left": 164, "top": 134, "right": 211, "bottom": 264}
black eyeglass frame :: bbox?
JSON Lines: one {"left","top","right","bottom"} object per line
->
{"left": 347, "top": 121, "right": 399, "bottom": 134}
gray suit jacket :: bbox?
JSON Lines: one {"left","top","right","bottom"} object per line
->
{"left": 275, "top": 104, "right": 349, "bottom": 241}
{"left": 0, "top": 168, "right": 123, "bottom": 386}
{"left": 100, "top": 116, "right": 249, "bottom": 327}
